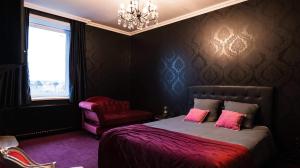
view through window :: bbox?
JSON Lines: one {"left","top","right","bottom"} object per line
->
{"left": 28, "top": 14, "right": 70, "bottom": 100}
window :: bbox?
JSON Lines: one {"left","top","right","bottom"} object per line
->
{"left": 28, "top": 14, "right": 70, "bottom": 100}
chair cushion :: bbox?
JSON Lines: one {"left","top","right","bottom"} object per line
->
{"left": 0, "top": 147, "right": 55, "bottom": 168}
{"left": 103, "top": 101, "right": 129, "bottom": 114}
{"left": 7, "top": 150, "right": 31, "bottom": 166}
{"left": 103, "top": 110, "right": 152, "bottom": 126}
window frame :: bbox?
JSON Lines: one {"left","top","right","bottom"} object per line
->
{"left": 28, "top": 13, "right": 71, "bottom": 101}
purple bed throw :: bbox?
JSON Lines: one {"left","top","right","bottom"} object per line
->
{"left": 98, "top": 124, "right": 253, "bottom": 168}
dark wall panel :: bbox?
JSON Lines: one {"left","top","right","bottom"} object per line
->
{"left": 85, "top": 26, "right": 131, "bottom": 100}
{"left": 131, "top": 0, "right": 300, "bottom": 159}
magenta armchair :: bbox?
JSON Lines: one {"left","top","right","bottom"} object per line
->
{"left": 79, "top": 96, "right": 153, "bottom": 136}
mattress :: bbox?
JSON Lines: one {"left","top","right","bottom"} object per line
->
{"left": 144, "top": 115, "right": 275, "bottom": 167}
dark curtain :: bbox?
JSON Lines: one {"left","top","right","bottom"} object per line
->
{"left": 0, "top": 8, "right": 31, "bottom": 108}
{"left": 21, "top": 8, "right": 32, "bottom": 105}
{"left": 69, "top": 20, "right": 87, "bottom": 103}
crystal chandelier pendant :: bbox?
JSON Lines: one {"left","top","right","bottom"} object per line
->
{"left": 117, "top": 0, "right": 158, "bottom": 30}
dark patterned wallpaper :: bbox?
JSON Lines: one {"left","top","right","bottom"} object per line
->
{"left": 131, "top": 0, "right": 300, "bottom": 158}
{"left": 85, "top": 26, "right": 131, "bottom": 100}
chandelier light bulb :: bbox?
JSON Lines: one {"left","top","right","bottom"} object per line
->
{"left": 120, "top": 3, "right": 125, "bottom": 9}
{"left": 142, "top": 7, "right": 147, "bottom": 13}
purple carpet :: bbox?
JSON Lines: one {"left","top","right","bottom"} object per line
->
{"left": 19, "top": 131, "right": 99, "bottom": 168}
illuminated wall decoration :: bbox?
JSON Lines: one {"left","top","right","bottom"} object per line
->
{"left": 211, "top": 25, "right": 254, "bottom": 58}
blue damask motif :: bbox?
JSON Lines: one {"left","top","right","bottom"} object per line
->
{"left": 160, "top": 52, "right": 186, "bottom": 96}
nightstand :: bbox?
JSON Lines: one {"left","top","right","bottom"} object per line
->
{"left": 154, "top": 113, "right": 174, "bottom": 121}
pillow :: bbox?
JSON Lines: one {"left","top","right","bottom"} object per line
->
{"left": 184, "top": 108, "right": 209, "bottom": 123}
{"left": 194, "top": 99, "right": 222, "bottom": 122}
{"left": 215, "top": 110, "right": 245, "bottom": 130}
{"left": 224, "top": 101, "right": 259, "bottom": 128}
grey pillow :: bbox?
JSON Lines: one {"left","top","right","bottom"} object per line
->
{"left": 224, "top": 101, "right": 259, "bottom": 128}
{"left": 193, "top": 98, "right": 222, "bottom": 122}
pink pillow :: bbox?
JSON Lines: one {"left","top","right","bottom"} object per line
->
{"left": 184, "top": 108, "right": 209, "bottom": 123}
{"left": 215, "top": 110, "right": 244, "bottom": 130}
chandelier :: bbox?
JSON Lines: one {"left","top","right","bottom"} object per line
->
{"left": 118, "top": 0, "right": 159, "bottom": 30}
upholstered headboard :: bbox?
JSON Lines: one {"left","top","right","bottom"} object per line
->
{"left": 188, "top": 86, "right": 274, "bottom": 128}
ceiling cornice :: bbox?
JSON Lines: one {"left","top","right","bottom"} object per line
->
{"left": 24, "top": 2, "right": 91, "bottom": 23}
{"left": 24, "top": 0, "right": 247, "bottom": 37}
{"left": 24, "top": 2, "right": 131, "bottom": 36}
{"left": 130, "top": 0, "right": 247, "bottom": 35}
{"left": 87, "top": 22, "right": 132, "bottom": 36}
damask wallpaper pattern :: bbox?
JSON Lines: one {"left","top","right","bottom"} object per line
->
{"left": 85, "top": 26, "right": 131, "bottom": 100}
{"left": 131, "top": 0, "right": 300, "bottom": 157}
{"left": 160, "top": 52, "right": 186, "bottom": 97}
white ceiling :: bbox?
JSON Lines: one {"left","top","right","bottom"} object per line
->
{"left": 24, "top": 0, "right": 247, "bottom": 35}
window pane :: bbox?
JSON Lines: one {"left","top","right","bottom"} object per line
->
{"left": 28, "top": 21, "right": 70, "bottom": 100}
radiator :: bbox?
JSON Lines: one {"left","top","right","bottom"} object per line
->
{"left": 16, "top": 127, "right": 75, "bottom": 139}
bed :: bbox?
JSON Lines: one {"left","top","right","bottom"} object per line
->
{"left": 98, "top": 86, "right": 275, "bottom": 168}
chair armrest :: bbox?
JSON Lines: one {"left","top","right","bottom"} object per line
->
{"left": 79, "top": 101, "right": 106, "bottom": 121}
{"left": 79, "top": 101, "right": 97, "bottom": 111}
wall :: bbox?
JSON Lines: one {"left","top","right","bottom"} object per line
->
{"left": 131, "top": 0, "right": 300, "bottom": 159}
{"left": 85, "top": 26, "right": 131, "bottom": 100}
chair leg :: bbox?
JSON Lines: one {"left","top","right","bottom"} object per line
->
{"left": 96, "top": 127, "right": 105, "bottom": 137}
